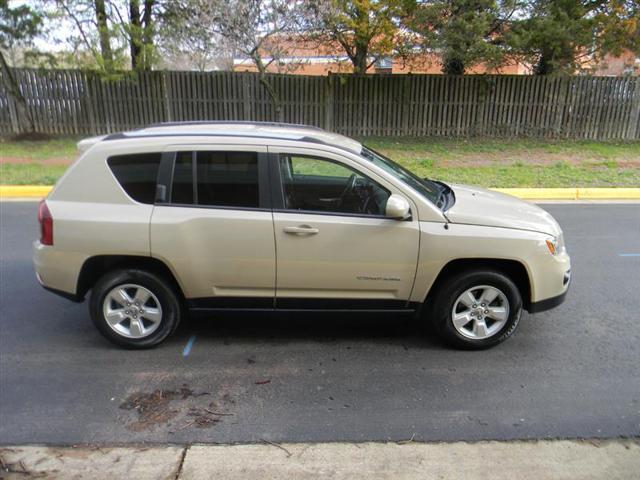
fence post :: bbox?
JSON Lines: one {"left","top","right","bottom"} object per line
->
{"left": 474, "top": 77, "right": 489, "bottom": 137}
{"left": 324, "top": 73, "right": 334, "bottom": 132}
{"left": 627, "top": 77, "right": 640, "bottom": 140}
{"left": 161, "top": 71, "right": 173, "bottom": 122}
{"left": 2, "top": 67, "right": 21, "bottom": 134}
{"left": 242, "top": 74, "right": 251, "bottom": 121}
{"left": 402, "top": 74, "right": 411, "bottom": 134}
{"left": 7, "top": 94, "right": 19, "bottom": 134}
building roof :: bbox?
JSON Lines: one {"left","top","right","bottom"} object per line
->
{"left": 78, "top": 121, "right": 362, "bottom": 154}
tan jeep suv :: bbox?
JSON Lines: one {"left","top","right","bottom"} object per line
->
{"left": 33, "top": 122, "right": 571, "bottom": 349}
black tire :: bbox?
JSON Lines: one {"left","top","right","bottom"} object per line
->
{"left": 89, "top": 269, "right": 181, "bottom": 349}
{"left": 428, "top": 270, "right": 522, "bottom": 350}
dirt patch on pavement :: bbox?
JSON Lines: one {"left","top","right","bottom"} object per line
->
{"left": 120, "top": 386, "right": 207, "bottom": 432}
{"left": 119, "top": 385, "right": 236, "bottom": 432}
{"left": 120, "top": 389, "right": 181, "bottom": 432}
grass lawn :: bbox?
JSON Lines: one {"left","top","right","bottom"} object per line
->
{"left": 1, "top": 136, "right": 639, "bottom": 187}
{"left": 363, "top": 137, "right": 640, "bottom": 188}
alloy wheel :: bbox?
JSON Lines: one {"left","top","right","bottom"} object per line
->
{"left": 451, "top": 285, "right": 510, "bottom": 340}
{"left": 102, "top": 284, "right": 163, "bottom": 339}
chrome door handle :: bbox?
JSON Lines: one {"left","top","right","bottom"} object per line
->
{"left": 283, "top": 225, "right": 319, "bottom": 235}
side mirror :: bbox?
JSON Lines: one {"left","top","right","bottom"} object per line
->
{"left": 386, "top": 194, "right": 411, "bottom": 220}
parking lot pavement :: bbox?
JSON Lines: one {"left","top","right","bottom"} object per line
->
{"left": 1, "top": 202, "right": 639, "bottom": 445}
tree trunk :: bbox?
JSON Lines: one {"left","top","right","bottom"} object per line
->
{"left": 129, "top": 0, "right": 154, "bottom": 71}
{"left": 129, "top": 0, "right": 142, "bottom": 70}
{"left": 352, "top": 46, "right": 368, "bottom": 74}
{"left": 140, "top": 0, "right": 154, "bottom": 70}
{"left": 253, "top": 53, "right": 282, "bottom": 121}
{"left": 443, "top": 56, "right": 465, "bottom": 75}
{"left": 141, "top": 0, "right": 154, "bottom": 45}
{"left": 0, "top": 52, "right": 35, "bottom": 133}
{"left": 534, "top": 52, "right": 553, "bottom": 75}
{"left": 94, "top": 0, "right": 113, "bottom": 70}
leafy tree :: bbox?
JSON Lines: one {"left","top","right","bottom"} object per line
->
{"left": 595, "top": 0, "right": 640, "bottom": 58}
{"left": 95, "top": 0, "right": 115, "bottom": 70}
{"left": 159, "top": 0, "right": 237, "bottom": 71}
{"left": 167, "top": 0, "right": 309, "bottom": 119}
{"left": 308, "top": 0, "right": 415, "bottom": 74}
{"left": 0, "top": 0, "right": 42, "bottom": 132}
{"left": 49, "top": 0, "right": 117, "bottom": 71}
{"left": 47, "top": 0, "right": 159, "bottom": 71}
{"left": 408, "top": 0, "right": 520, "bottom": 75}
{"left": 506, "top": 0, "right": 640, "bottom": 75}
{"left": 127, "top": 0, "right": 156, "bottom": 70}
{"left": 506, "top": 0, "right": 601, "bottom": 75}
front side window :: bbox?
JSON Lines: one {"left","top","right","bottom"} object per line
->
{"left": 107, "top": 153, "right": 162, "bottom": 204}
{"left": 279, "top": 155, "right": 390, "bottom": 216}
{"left": 170, "top": 151, "right": 260, "bottom": 208}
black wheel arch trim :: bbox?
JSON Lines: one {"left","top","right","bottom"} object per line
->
{"left": 425, "top": 258, "right": 533, "bottom": 310}
{"left": 74, "top": 255, "right": 185, "bottom": 301}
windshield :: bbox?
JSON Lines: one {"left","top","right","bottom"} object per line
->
{"left": 361, "top": 146, "right": 442, "bottom": 205}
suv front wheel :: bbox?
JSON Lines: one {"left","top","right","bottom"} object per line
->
{"left": 430, "top": 270, "right": 523, "bottom": 349}
{"left": 89, "top": 269, "right": 181, "bottom": 348}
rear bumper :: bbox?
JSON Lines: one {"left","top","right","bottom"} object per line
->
{"left": 33, "top": 241, "right": 85, "bottom": 301}
{"left": 40, "top": 283, "right": 83, "bottom": 302}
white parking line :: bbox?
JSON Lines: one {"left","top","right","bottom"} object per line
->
{"left": 182, "top": 335, "right": 196, "bottom": 357}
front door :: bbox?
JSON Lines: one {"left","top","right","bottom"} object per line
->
{"left": 270, "top": 148, "right": 420, "bottom": 310}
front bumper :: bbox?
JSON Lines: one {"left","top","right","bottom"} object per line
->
{"left": 528, "top": 288, "right": 568, "bottom": 313}
{"left": 527, "top": 262, "right": 571, "bottom": 313}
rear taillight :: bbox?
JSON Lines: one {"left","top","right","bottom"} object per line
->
{"left": 38, "top": 199, "right": 53, "bottom": 245}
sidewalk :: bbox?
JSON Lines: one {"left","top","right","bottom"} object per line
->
{"left": 2, "top": 439, "right": 638, "bottom": 479}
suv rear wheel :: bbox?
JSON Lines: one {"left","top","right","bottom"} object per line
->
{"left": 89, "top": 269, "right": 181, "bottom": 348}
{"left": 429, "top": 270, "right": 522, "bottom": 349}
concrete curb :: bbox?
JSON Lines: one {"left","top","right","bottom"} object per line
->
{"left": 2, "top": 185, "right": 640, "bottom": 200}
{"left": 2, "top": 440, "right": 639, "bottom": 479}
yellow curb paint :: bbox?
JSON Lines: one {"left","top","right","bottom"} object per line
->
{"left": 1, "top": 185, "right": 639, "bottom": 200}
{"left": 492, "top": 188, "right": 578, "bottom": 200}
{"left": 0, "top": 186, "right": 53, "bottom": 198}
{"left": 576, "top": 188, "right": 640, "bottom": 200}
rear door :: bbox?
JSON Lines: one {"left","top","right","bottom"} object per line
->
{"left": 150, "top": 145, "right": 276, "bottom": 309}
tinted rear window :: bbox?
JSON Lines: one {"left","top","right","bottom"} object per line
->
{"left": 107, "top": 153, "right": 161, "bottom": 204}
{"left": 170, "top": 151, "right": 260, "bottom": 208}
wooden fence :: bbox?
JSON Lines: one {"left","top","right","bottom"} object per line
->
{"left": 1, "top": 68, "right": 639, "bottom": 139}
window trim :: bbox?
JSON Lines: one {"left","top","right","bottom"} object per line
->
{"left": 270, "top": 152, "right": 392, "bottom": 219}
{"left": 157, "top": 150, "right": 272, "bottom": 210}
{"left": 272, "top": 208, "right": 392, "bottom": 220}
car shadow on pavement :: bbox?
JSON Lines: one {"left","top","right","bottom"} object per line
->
{"left": 173, "top": 310, "right": 447, "bottom": 350}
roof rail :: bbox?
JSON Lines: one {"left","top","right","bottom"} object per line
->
{"left": 144, "top": 120, "right": 324, "bottom": 131}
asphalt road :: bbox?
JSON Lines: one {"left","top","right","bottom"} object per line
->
{"left": 1, "top": 201, "right": 639, "bottom": 445}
